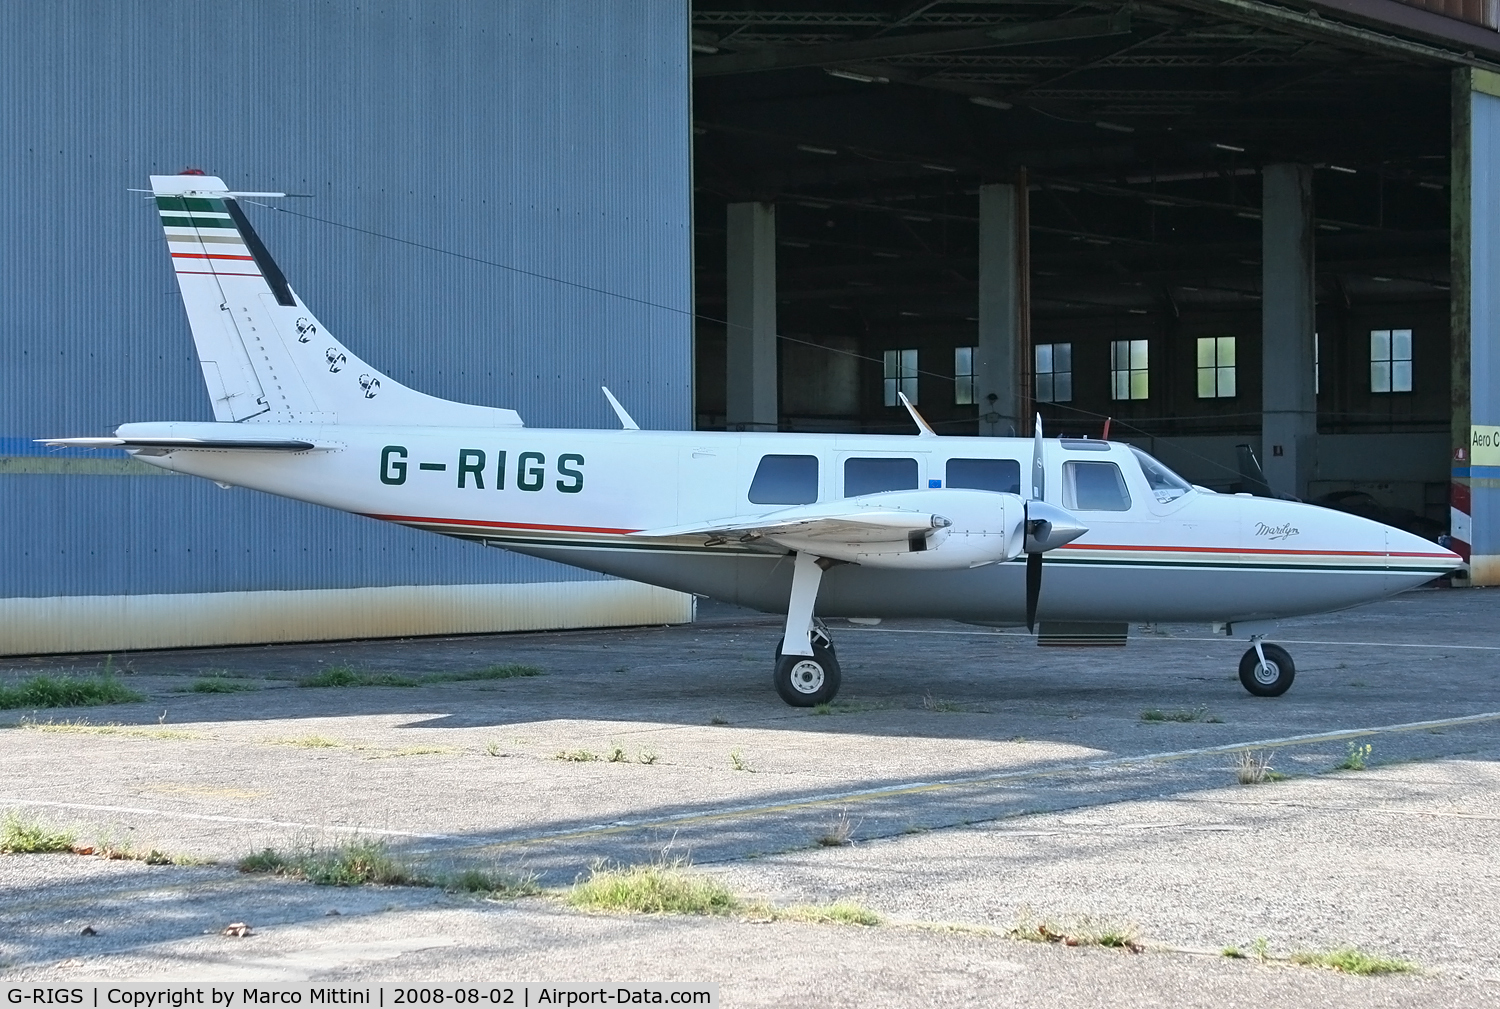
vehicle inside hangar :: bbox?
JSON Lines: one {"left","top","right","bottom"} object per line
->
{"left": 689, "top": 0, "right": 1473, "bottom": 538}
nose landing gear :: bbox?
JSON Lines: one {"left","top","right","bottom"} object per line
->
{"left": 1239, "top": 637, "right": 1296, "bottom": 697}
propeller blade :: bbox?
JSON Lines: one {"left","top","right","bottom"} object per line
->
{"left": 1026, "top": 551, "right": 1043, "bottom": 633}
{"left": 1031, "top": 414, "right": 1045, "bottom": 501}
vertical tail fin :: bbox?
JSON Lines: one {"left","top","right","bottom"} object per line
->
{"left": 151, "top": 174, "right": 523, "bottom": 427}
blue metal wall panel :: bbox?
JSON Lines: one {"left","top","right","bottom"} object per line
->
{"left": 1466, "top": 87, "right": 1500, "bottom": 569}
{"left": 0, "top": 0, "right": 691, "bottom": 598}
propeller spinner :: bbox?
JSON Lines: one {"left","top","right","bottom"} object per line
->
{"left": 1021, "top": 416, "right": 1088, "bottom": 631}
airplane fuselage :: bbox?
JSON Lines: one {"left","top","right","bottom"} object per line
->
{"left": 118, "top": 421, "right": 1455, "bottom": 627}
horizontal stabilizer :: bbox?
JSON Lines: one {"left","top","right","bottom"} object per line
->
{"left": 39, "top": 436, "right": 327, "bottom": 453}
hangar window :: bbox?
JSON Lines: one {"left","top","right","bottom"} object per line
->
{"left": 844, "top": 457, "right": 918, "bottom": 497}
{"left": 946, "top": 457, "right": 1021, "bottom": 494}
{"left": 749, "top": 454, "right": 819, "bottom": 505}
{"left": 1062, "top": 461, "right": 1132, "bottom": 512}
{"left": 1035, "top": 343, "right": 1072, "bottom": 403}
{"left": 1371, "top": 329, "right": 1412, "bottom": 393}
{"left": 1196, "top": 337, "right": 1237, "bottom": 398}
{"left": 1110, "top": 340, "right": 1149, "bottom": 400}
{"left": 884, "top": 348, "right": 918, "bottom": 406}
{"left": 954, "top": 346, "right": 975, "bottom": 405}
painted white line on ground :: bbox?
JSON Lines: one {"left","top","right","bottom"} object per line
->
{"left": 844, "top": 626, "right": 1500, "bottom": 651}
{"left": 0, "top": 798, "right": 457, "bottom": 840}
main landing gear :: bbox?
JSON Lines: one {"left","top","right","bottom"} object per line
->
{"left": 1238, "top": 636, "right": 1296, "bottom": 697}
{"left": 773, "top": 552, "right": 843, "bottom": 706}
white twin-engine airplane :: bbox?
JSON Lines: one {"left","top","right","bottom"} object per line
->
{"left": 46, "top": 174, "right": 1460, "bottom": 706}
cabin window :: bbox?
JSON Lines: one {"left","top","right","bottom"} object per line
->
{"left": 844, "top": 457, "right": 918, "bottom": 497}
{"left": 749, "top": 454, "right": 819, "bottom": 505}
{"left": 946, "top": 458, "right": 1020, "bottom": 494}
{"left": 1062, "top": 461, "right": 1132, "bottom": 511}
{"left": 1371, "top": 328, "right": 1412, "bottom": 393}
{"left": 1035, "top": 343, "right": 1072, "bottom": 403}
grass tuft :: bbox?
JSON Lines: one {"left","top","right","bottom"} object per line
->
{"left": 427, "top": 664, "right": 542, "bottom": 683}
{"left": 776, "top": 901, "right": 882, "bottom": 926}
{"left": 298, "top": 665, "right": 419, "bottom": 688}
{"left": 0, "top": 674, "right": 143, "bottom": 710}
{"left": 554, "top": 749, "right": 599, "bottom": 763}
{"left": 815, "top": 811, "right": 856, "bottom": 847}
{"left": 1290, "top": 947, "right": 1417, "bottom": 975}
{"left": 0, "top": 813, "right": 77, "bottom": 854}
{"left": 921, "top": 693, "right": 963, "bottom": 713}
{"left": 239, "top": 839, "right": 413, "bottom": 886}
{"left": 272, "top": 735, "right": 346, "bottom": 749}
{"left": 1007, "top": 909, "right": 1142, "bottom": 951}
{"left": 188, "top": 674, "right": 257, "bottom": 694}
{"left": 19, "top": 719, "right": 198, "bottom": 740}
{"left": 729, "top": 748, "right": 752, "bottom": 772}
{"left": 1337, "top": 742, "right": 1373, "bottom": 771}
{"left": 1233, "top": 750, "right": 1285, "bottom": 785}
{"left": 439, "top": 867, "right": 541, "bottom": 898}
{"left": 1141, "top": 706, "right": 1222, "bottom": 723}
{"left": 637, "top": 748, "right": 659, "bottom": 765}
{"left": 568, "top": 859, "right": 740, "bottom": 916}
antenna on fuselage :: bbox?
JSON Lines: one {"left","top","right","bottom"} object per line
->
{"left": 897, "top": 392, "right": 937, "bottom": 438}
{"left": 601, "top": 386, "right": 640, "bottom": 431}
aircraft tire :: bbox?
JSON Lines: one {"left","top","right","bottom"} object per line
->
{"left": 773, "top": 649, "right": 841, "bottom": 707}
{"left": 1238, "top": 643, "right": 1295, "bottom": 697}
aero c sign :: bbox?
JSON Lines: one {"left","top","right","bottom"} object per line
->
{"left": 1473, "top": 425, "right": 1500, "bottom": 467}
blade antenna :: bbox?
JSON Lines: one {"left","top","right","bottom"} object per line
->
{"left": 601, "top": 386, "right": 640, "bottom": 430}
{"left": 1031, "top": 414, "right": 1045, "bottom": 500}
{"left": 897, "top": 392, "right": 938, "bottom": 438}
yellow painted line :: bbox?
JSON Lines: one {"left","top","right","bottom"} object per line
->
{"left": 0, "top": 797, "right": 457, "bottom": 841}
{"left": 442, "top": 709, "right": 1500, "bottom": 853}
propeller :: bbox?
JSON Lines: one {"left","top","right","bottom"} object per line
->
{"left": 1021, "top": 415, "right": 1089, "bottom": 632}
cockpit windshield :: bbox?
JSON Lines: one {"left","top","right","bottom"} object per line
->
{"left": 1129, "top": 446, "right": 1193, "bottom": 503}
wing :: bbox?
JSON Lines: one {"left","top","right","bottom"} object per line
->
{"left": 631, "top": 500, "right": 950, "bottom": 547}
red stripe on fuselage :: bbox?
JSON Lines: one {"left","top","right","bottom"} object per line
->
{"left": 170, "top": 253, "right": 257, "bottom": 261}
{"left": 365, "top": 513, "right": 640, "bottom": 536}
{"left": 1058, "top": 542, "right": 1452, "bottom": 559}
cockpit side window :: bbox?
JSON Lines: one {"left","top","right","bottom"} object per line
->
{"left": 1129, "top": 446, "right": 1193, "bottom": 503}
{"left": 946, "top": 457, "right": 1020, "bottom": 493}
{"left": 844, "top": 457, "right": 918, "bottom": 497}
{"left": 749, "top": 454, "right": 819, "bottom": 504}
{"left": 1062, "top": 461, "right": 1132, "bottom": 511}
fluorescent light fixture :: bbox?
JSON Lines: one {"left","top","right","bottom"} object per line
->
{"left": 1328, "top": 164, "right": 1357, "bottom": 174}
{"left": 1213, "top": 142, "right": 1245, "bottom": 152}
{"left": 873, "top": 251, "right": 901, "bottom": 258}
{"left": 1180, "top": 286, "right": 1200, "bottom": 291}
{"left": 969, "top": 96, "right": 1013, "bottom": 111}
{"left": 899, "top": 311, "right": 921, "bottom": 317}
{"left": 1146, "top": 198, "right": 1173, "bottom": 207}
{"left": 826, "top": 68, "right": 888, "bottom": 84}
{"left": 1372, "top": 275, "right": 1393, "bottom": 282}
{"left": 1128, "top": 308, "right": 1148, "bottom": 314}
{"left": 1235, "top": 211, "right": 1260, "bottom": 220}
{"left": 920, "top": 163, "right": 957, "bottom": 173}
{"left": 692, "top": 42, "right": 719, "bottom": 54}
{"left": 778, "top": 240, "right": 811, "bottom": 248}
{"left": 1317, "top": 223, "right": 1341, "bottom": 231}
{"left": 965, "top": 317, "right": 979, "bottom": 322}
{"left": 902, "top": 214, "right": 933, "bottom": 222}
{"left": 1095, "top": 121, "right": 1134, "bottom": 133}
{"left": 1048, "top": 183, "right": 1081, "bottom": 192}
{"left": 1419, "top": 181, "right": 1445, "bottom": 190}
{"left": 692, "top": 126, "right": 707, "bottom": 136}
{"left": 796, "top": 144, "right": 838, "bottom": 156}
{"left": 797, "top": 200, "right": 831, "bottom": 209}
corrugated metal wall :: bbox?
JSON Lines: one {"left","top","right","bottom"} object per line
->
{"left": 0, "top": 0, "right": 692, "bottom": 599}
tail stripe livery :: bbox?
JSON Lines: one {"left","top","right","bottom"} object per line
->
{"left": 150, "top": 173, "right": 523, "bottom": 429}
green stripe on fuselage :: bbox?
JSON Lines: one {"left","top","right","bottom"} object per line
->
{"left": 159, "top": 215, "right": 239, "bottom": 230}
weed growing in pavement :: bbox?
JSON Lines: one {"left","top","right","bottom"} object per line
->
{"left": 637, "top": 748, "right": 659, "bottom": 765}
{"left": 1289, "top": 947, "right": 1416, "bottom": 975}
{"left": 18, "top": 718, "right": 198, "bottom": 741}
{"left": 554, "top": 749, "right": 600, "bottom": 763}
{"left": 1250, "top": 936, "right": 1271, "bottom": 961}
{"left": 1221, "top": 946, "right": 1245, "bottom": 959}
{"left": 438, "top": 867, "right": 541, "bottom": 898}
{"left": 0, "top": 672, "right": 143, "bottom": 710}
{"left": 239, "top": 840, "right": 533, "bottom": 895}
{"left": 815, "top": 811, "right": 856, "bottom": 847}
{"left": 272, "top": 735, "right": 347, "bottom": 749}
{"left": 607, "top": 747, "right": 628, "bottom": 763}
{"left": 774, "top": 902, "right": 882, "bottom": 926}
{"left": 1233, "top": 750, "right": 1284, "bottom": 785}
{"left": 1006, "top": 908, "right": 1142, "bottom": 950}
{"left": 709, "top": 714, "right": 729, "bottom": 726}
{"left": 729, "top": 748, "right": 752, "bottom": 772}
{"left": 427, "top": 664, "right": 542, "bottom": 683}
{"left": 921, "top": 693, "right": 963, "bottom": 713}
{"left": 0, "top": 813, "right": 77, "bottom": 854}
{"left": 298, "top": 665, "right": 420, "bottom": 688}
{"left": 188, "top": 673, "right": 257, "bottom": 694}
{"left": 485, "top": 741, "right": 505, "bottom": 757}
{"left": 811, "top": 703, "right": 832, "bottom": 715}
{"left": 1140, "top": 706, "right": 1222, "bottom": 723}
{"left": 567, "top": 857, "right": 740, "bottom": 915}
{"left": 1337, "top": 742, "right": 1373, "bottom": 771}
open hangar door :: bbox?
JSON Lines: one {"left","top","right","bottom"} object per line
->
{"left": 690, "top": 0, "right": 1500, "bottom": 581}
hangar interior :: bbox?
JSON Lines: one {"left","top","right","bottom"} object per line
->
{"left": 690, "top": 0, "right": 1496, "bottom": 551}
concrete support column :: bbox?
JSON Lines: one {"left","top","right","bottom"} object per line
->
{"left": 1451, "top": 69, "right": 1500, "bottom": 584}
{"left": 725, "top": 202, "right": 778, "bottom": 431}
{"left": 1261, "top": 163, "right": 1318, "bottom": 498}
{"left": 976, "top": 183, "right": 1019, "bottom": 436}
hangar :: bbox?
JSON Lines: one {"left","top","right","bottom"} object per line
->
{"left": 2, "top": 0, "right": 1497, "bottom": 655}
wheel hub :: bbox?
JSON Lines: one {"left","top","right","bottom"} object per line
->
{"left": 1254, "top": 660, "right": 1281, "bottom": 685}
{"left": 789, "top": 659, "right": 825, "bottom": 694}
